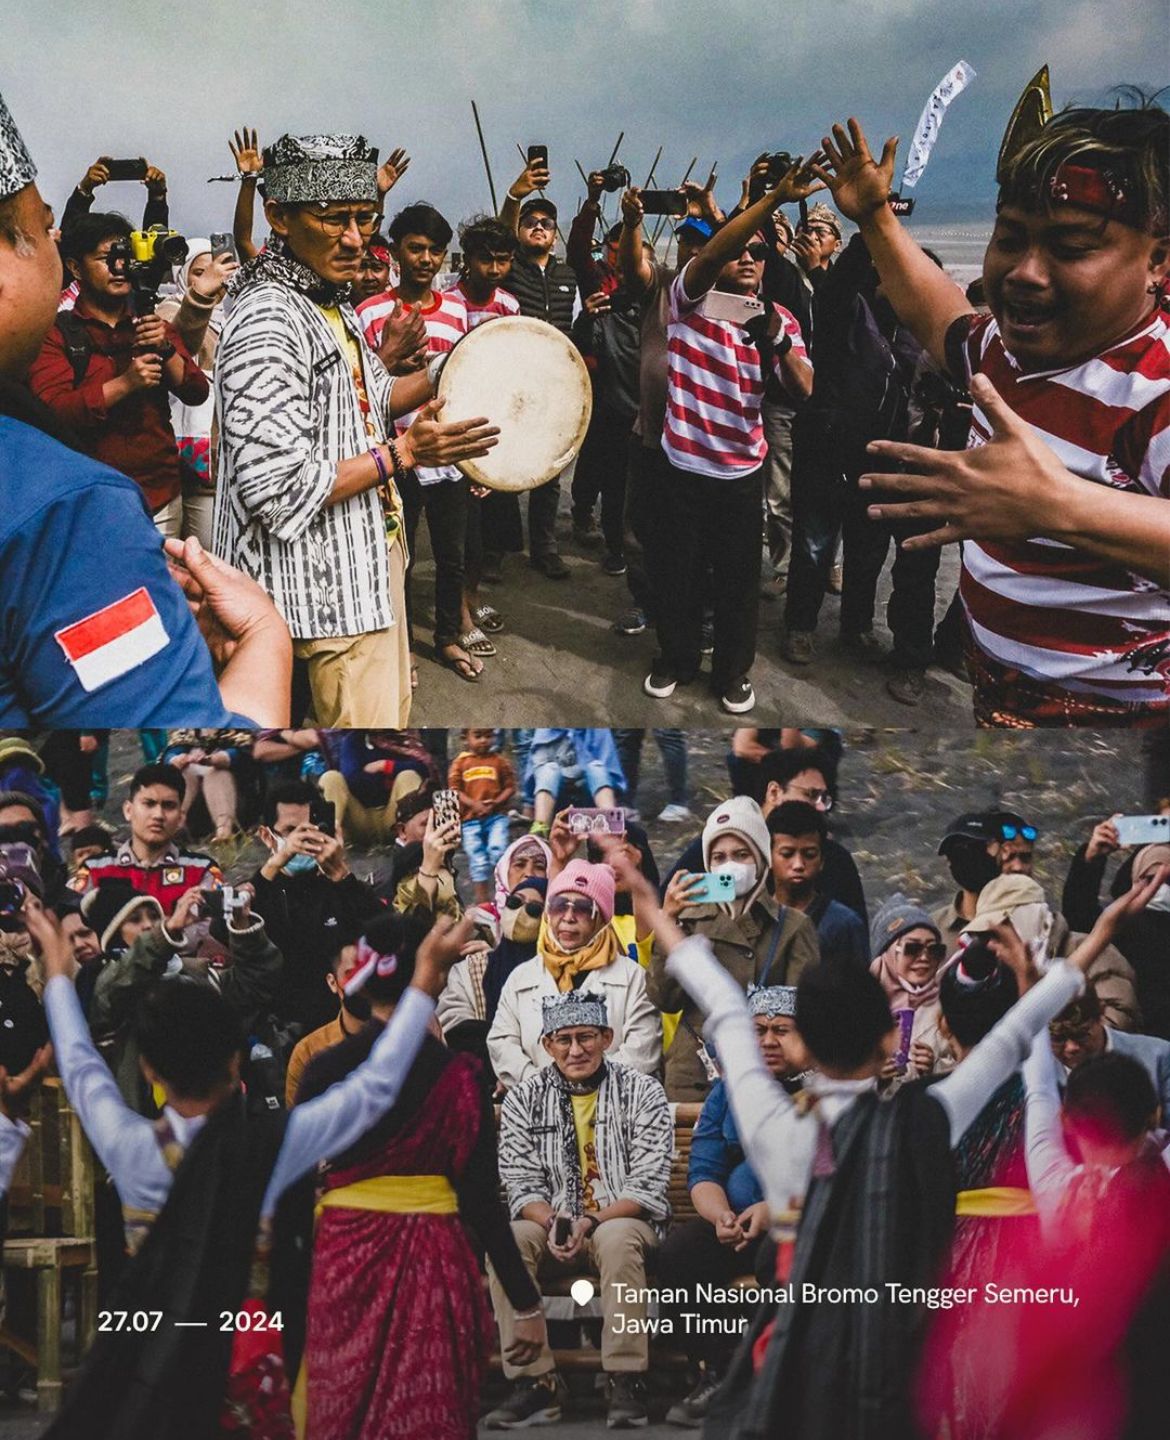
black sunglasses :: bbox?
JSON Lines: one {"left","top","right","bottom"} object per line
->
{"left": 745, "top": 242, "right": 768, "bottom": 260}
{"left": 505, "top": 895, "right": 544, "bottom": 919}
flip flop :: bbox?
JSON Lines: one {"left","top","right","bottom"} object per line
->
{"left": 459, "top": 627, "right": 497, "bottom": 658}
{"left": 472, "top": 604, "right": 505, "bottom": 634}
{"left": 440, "top": 646, "right": 483, "bottom": 683}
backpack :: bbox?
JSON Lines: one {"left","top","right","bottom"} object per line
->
{"left": 54, "top": 308, "right": 94, "bottom": 387}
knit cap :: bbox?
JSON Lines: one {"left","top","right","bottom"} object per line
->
{"left": 869, "top": 892, "right": 941, "bottom": 959}
{"left": 701, "top": 795, "right": 770, "bottom": 871}
{"left": 82, "top": 879, "right": 163, "bottom": 954}
{"left": 547, "top": 859, "right": 615, "bottom": 923}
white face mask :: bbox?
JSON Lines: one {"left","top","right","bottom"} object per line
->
{"left": 1144, "top": 883, "right": 1170, "bottom": 915}
{"left": 711, "top": 860, "right": 758, "bottom": 898}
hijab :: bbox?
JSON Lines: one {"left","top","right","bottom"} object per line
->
{"left": 492, "top": 835, "right": 553, "bottom": 912}
{"left": 483, "top": 877, "right": 547, "bottom": 1025}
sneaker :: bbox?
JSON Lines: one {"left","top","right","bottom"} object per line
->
{"left": 886, "top": 667, "right": 926, "bottom": 706}
{"left": 613, "top": 608, "right": 648, "bottom": 636}
{"left": 656, "top": 803, "right": 694, "bottom": 823}
{"left": 602, "top": 552, "right": 629, "bottom": 576}
{"left": 606, "top": 1374, "right": 649, "bottom": 1429}
{"left": 781, "top": 630, "right": 814, "bottom": 665}
{"left": 643, "top": 666, "right": 679, "bottom": 699}
{"left": 840, "top": 629, "right": 885, "bottom": 659}
{"left": 484, "top": 1374, "right": 565, "bottom": 1429}
{"left": 572, "top": 515, "right": 604, "bottom": 549}
{"left": 700, "top": 621, "right": 714, "bottom": 656}
{"left": 665, "top": 1369, "right": 723, "bottom": 1427}
{"left": 719, "top": 678, "right": 756, "bottom": 714}
{"left": 531, "top": 553, "right": 569, "bottom": 580}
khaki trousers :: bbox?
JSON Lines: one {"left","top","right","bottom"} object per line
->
{"left": 293, "top": 544, "right": 412, "bottom": 725}
{"left": 488, "top": 1216, "right": 658, "bottom": 1378}
{"left": 152, "top": 494, "right": 184, "bottom": 538}
{"left": 318, "top": 767, "right": 423, "bottom": 847}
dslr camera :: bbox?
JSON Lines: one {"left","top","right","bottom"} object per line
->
{"left": 598, "top": 164, "right": 630, "bottom": 193}
{"left": 750, "top": 151, "right": 794, "bottom": 201}
{"left": 106, "top": 225, "right": 189, "bottom": 313}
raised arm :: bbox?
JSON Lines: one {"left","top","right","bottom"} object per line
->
{"left": 618, "top": 189, "right": 654, "bottom": 294}
{"left": 228, "top": 128, "right": 264, "bottom": 261}
{"left": 1021, "top": 1034, "right": 1077, "bottom": 1234}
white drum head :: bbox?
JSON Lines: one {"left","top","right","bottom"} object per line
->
{"left": 437, "top": 315, "right": 592, "bottom": 492}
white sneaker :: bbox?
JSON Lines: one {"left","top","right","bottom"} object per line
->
{"left": 657, "top": 804, "right": 695, "bottom": 823}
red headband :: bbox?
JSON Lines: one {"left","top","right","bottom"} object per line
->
{"left": 1043, "top": 162, "right": 1151, "bottom": 231}
{"left": 367, "top": 241, "right": 392, "bottom": 265}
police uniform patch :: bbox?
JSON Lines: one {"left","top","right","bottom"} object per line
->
{"left": 163, "top": 868, "right": 184, "bottom": 886}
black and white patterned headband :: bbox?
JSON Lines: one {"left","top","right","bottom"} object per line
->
{"left": 0, "top": 92, "right": 36, "bottom": 201}
{"left": 261, "top": 133, "right": 379, "bottom": 205}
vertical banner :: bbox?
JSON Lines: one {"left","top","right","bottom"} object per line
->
{"left": 901, "top": 60, "right": 977, "bottom": 190}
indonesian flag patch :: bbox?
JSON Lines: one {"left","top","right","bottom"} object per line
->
{"left": 54, "top": 588, "right": 169, "bottom": 692}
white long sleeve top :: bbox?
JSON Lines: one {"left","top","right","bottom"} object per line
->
{"left": 43, "top": 974, "right": 435, "bottom": 1220}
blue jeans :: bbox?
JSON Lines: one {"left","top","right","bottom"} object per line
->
{"left": 612, "top": 730, "right": 688, "bottom": 808}
{"left": 462, "top": 811, "right": 511, "bottom": 883}
{"left": 531, "top": 739, "right": 613, "bottom": 804}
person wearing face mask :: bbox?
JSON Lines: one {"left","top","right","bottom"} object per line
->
{"left": 964, "top": 872, "right": 1140, "bottom": 1032}
{"left": 648, "top": 796, "right": 819, "bottom": 1102}
{"left": 491, "top": 835, "right": 552, "bottom": 919}
{"left": 486, "top": 859, "right": 661, "bottom": 1091}
{"left": 1063, "top": 826, "right": 1170, "bottom": 1041}
{"left": 932, "top": 811, "right": 1006, "bottom": 946}
{"left": 869, "top": 895, "right": 953, "bottom": 1085}
{"left": 441, "top": 877, "right": 548, "bottom": 1041}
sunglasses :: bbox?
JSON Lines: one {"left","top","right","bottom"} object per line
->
{"left": 505, "top": 895, "right": 545, "bottom": 920}
{"left": 899, "top": 939, "right": 948, "bottom": 964}
{"left": 548, "top": 896, "right": 597, "bottom": 920}
{"left": 999, "top": 824, "right": 1037, "bottom": 842}
{"left": 744, "top": 242, "right": 769, "bottom": 261}
{"left": 520, "top": 215, "right": 555, "bottom": 230}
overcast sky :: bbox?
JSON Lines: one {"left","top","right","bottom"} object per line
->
{"left": 3, "top": 0, "right": 1166, "bottom": 237}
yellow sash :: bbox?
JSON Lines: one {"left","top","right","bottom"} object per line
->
{"left": 317, "top": 1173, "right": 458, "bottom": 1216}
{"left": 954, "top": 1185, "right": 1036, "bottom": 1217}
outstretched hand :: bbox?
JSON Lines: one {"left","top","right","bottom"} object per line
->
{"left": 377, "top": 148, "right": 411, "bottom": 196}
{"left": 163, "top": 536, "right": 291, "bottom": 670}
{"left": 21, "top": 900, "right": 73, "bottom": 983}
{"left": 401, "top": 397, "right": 499, "bottom": 470}
{"left": 764, "top": 154, "right": 828, "bottom": 209}
{"left": 1090, "top": 862, "right": 1170, "bottom": 951}
{"left": 229, "top": 128, "right": 263, "bottom": 177}
{"left": 810, "top": 119, "right": 898, "bottom": 223}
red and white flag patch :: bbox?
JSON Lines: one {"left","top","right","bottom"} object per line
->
{"left": 54, "top": 588, "right": 169, "bottom": 692}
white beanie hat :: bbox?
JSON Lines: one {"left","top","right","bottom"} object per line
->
{"left": 702, "top": 795, "right": 770, "bottom": 871}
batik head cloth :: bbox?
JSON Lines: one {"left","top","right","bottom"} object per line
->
{"left": 0, "top": 91, "right": 36, "bottom": 201}
{"left": 261, "top": 133, "right": 379, "bottom": 205}
{"left": 747, "top": 983, "right": 798, "bottom": 1018}
{"left": 541, "top": 991, "right": 609, "bottom": 1036}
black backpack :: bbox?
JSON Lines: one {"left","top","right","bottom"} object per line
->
{"left": 54, "top": 308, "right": 94, "bottom": 386}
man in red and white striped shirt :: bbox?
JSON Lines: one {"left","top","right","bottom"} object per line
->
{"left": 638, "top": 167, "right": 817, "bottom": 715}
{"left": 356, "top": 203, "right": 484, "bottom": 683}
{"left": 447, "top": 214, "right": 521, "bottom": 329}
{"left": 814, "top": 108, "right": 1170, "bottom": 727}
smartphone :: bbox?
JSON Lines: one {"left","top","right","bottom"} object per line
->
{"left": 700, "top": 291, "right": 766, "bottom": 326}
{"left": 526, "top": 144, "right": 548, "bottom": 169}
{"left": 891, "top": 1009, "right": 915, "bottom": 1074}
{"left": 199, "top": 888, "right": 225, "bottom": 920}
{"left": 209, "top": 231, "right": 237, "bottom": 261}
{"left": 312, "top": 798, "right": 336, "bottom": 838}
{"left": 106, "top": 158, "right": 147, "bottom": 182}
{"left": 639, "top": 189, "right": 688, "bottom": 216}
{"left": 553, "top": 1215, "right": 571, "bottom": 1246}
{"left": 1115, "top": 814, "right": 1170, "bottom": 847}
{"left": 687, "top": 871, "right": 736, "bottom": 905}
{"left": 432, "top": 788, "right": 463, "bottom": 841}
{"left": 565, "top": 807, "right": 626, "bottom": 837}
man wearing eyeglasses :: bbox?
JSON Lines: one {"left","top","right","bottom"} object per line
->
{"left": 213, "top": 133, "right": 498, "bottom": 726}
{"left": 492, "top": 160, "right": 580, "bottom": 580}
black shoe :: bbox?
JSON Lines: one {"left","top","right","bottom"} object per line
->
{"left": 613, "top": 607, "right": 648, "bottom": 636}
{"left": 886, "top": 667, "right": 926, "bottom": 706}
{"left": 719, "top": 677, "right": 756, "bottom": 714}
{"left": 484, "top": 1374, "right": 565, "bottom": 1429}
{"left": 606, "top": 1374, "right": 649, "bottom": 1429}
{"left": 665, "top": 1369, "right": 723, "bottom": 1427}
{"left": 644, "top": 665, "right": 680, "bottom": 699}
{"left": 699, "top": 621, "right": 714, "bottom": 656}
{"left": 572, "top": 515, "right": 605, "bottom": 549}
{"left": 602, "top": 552, "right": 629, "bottom": 576}
{"left": 530, "top": 553, "right": 569, "bottom": 580}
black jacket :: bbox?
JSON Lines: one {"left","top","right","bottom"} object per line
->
{"left": 501, "top": 253, "right": 577, "bottom": 335}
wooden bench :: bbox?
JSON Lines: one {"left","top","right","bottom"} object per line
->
{"left": 1, "top": 1079, "right": 98, "bottom": 1411}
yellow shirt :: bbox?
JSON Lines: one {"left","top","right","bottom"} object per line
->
{"left": 570, "top": 1090, "right": 601, "bottom": 1211}
{"left": 611, "top": 913, "right": 679, "bottom": 1052}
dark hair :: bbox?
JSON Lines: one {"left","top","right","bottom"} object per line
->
{"left": 388, "top": 203, "right": 453, "bottom": 249}
{"left": 459, "top": 213, "right": 517, "bottom": 260}
{"left": 51, "top": 897, "right": 83, "bottom": 923}
{"left": 766, "top": 801, "right": 827, "bottom": 844}
{"left": 796, "top": 959, "right": 894, "bottom": 1070}
{"left": 1064, "top": 1052, "right": 1159, "bottom": 1145}
{"left": 1050, "top": 986, "right": 1104, "bottom": 1030}
{"left": 998, "top": 95, "right": 1170, "bottom": 233}
{"left": 394, "top": 788, "right": 433, "bottom": 829}
{"left": 263, "top": 779, "right": 319, "bottom": 827}
{"left": 128, "top": 762, "right": 184, "bottom": 803}
{"left": 759, "top": 745, "right": 837, "bottom": 796}
{"left": 69, "top": 824, "right": 113, "bottom": 856}
{"left": 59, "top": 211, "right": 132, "bottom": 265}
{"left": 134, "top": 983, "right": 243, "bottom": 1099}
{"left": 358, "top": 909, "right": 434, "bottom": 1005}
{"left": 939, "top": 958, "right": 1019, "bottom": 1048}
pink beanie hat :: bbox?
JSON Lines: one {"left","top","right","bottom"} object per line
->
{"left": 547, "top": 858, "right": 615, "bottom": 923}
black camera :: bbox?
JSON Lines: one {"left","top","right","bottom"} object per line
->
{"left": 763, "top": 151, "right": 794, "bottom": 185}
{"left": 598, "top": 164, "right": 630, "bottom": 193}
{"left": 106, "top": 226, "right": 189, "bottom": 314}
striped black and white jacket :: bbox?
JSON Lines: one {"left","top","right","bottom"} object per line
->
{"left": 498, "top": 1061, "right": 674, "bottom": 1236}
{"left": 212, "top": 283, "right": 397, "bottom": 640}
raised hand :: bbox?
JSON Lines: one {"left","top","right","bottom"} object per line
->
{"left": 1090, "top": 862, "right": 1170, "bottom": 950}
{"left": 190, "top": 252, "right": 238, "bottom": 301}
{"left": 377, "top": 147, "right": 411, "bottom": 196}
{"left": 1086, "top": 815, "right": 1123, "bottom": 862}
{"left": 765, "top": 153, "right": 828, "bottom": 208}
{"left": 79, "top": 157, "right": 111, "bottom": 197}
{"left": 229, "top": 127, "right": 263, "bottom": 177}
{"left": 510, "top": 161, "right": 550, "bottom": 200}
{"left": 620, "top": 187, "right": 644, "bottom": 228}
{"left": 413, "top": 913, "right": 478, "bottom": 997}
{"left": 587, "top": 170, "right": 606, "bottom": 204}
{"left": 21, "top": 900, "right": 72, "bottom": 983}
{"left": 811, "top": 119, "right": 898, "bottom": 222}
{"left": 144, "top": 164, "right": 167, "bottom": 198}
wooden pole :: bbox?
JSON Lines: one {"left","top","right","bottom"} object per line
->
{"left": 471, "top": 100, "right": 498, "bottom": 213}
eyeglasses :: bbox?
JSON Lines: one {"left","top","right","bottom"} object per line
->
{"left": 998, "top": 824, "right": 1037, "bottom": 842}
{"left": 548, "top": 896, "right": 597, "bottom": 920}
{"left": 789, "top": 785, "right": 833, "bottom": 811}
{"left": 301, "top": 207, "right": 382, "bottom": 237}
{"left": 520, "top": 215, "right": 555, "bottom": 231}
{"left": 505, "top": 895, "right": 545, "bottom": 919}
{"left": 547, "top": 1029, "right": 603, "bottom": 1050}
{"left": 898, "top": 939, "right": 948, "bottom": 964}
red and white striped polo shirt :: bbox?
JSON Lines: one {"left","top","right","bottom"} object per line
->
{"left": 445, "top": 280, "right": 521, "bottom": 330}
{"left": 954, "top": 311, "right": 1170, "bottom": 716}
{"left": 662, "top": 268, "right": 809, "bottom": 479}
{"left": 356, "top": 287, "right": 469, "bottom": 485}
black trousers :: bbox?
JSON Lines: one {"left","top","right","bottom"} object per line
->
{"left": 840, "top": 480, "right": 941, "bottom": 668}
{"left": 572, "top": 411, "right": 633, "bottom": 554}
{"left": 623, "top": 438, "right": 657, "bottom": 615}
{"left": 481, "top": 474, "right": 561, "bottom": 562}
{"left": 784, "top": 411, "right": 848, "bottom": 635}
{"left": 646, "top": 453, "right": 763, "bottom": 690}
{"left": 399, "top": 470, "right": 468, "bottom": 650}
{"left": 655, "top": 1218, "right": 767, "bottom": 1366}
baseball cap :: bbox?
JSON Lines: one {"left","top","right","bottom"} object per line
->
{"left": 519, "top": 196, "right": 557, "bottom": 222}
{"left": 937, "top": 812, "right": 1000, "bottom": 856}
{"left": 675, "top": 216, "right": 713, "bottom": 242}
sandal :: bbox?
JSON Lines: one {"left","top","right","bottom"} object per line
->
{"left": 439, "top": 645, "right": 483, "bottom": 683}
{"left": 472, "top": 603, "right": 505, "bottom": 634}
{"left": 459, "top": 626, "right": 497, "bottom": 658}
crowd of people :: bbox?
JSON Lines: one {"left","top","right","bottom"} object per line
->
{"left": 0, "top": 726, "right": 1167, "bottom": 1435}
{"left": 1, "top": 81, "right": 1167, "bottom": 727}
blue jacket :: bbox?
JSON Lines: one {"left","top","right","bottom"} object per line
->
{"left": 688, "top": 1079, "right": 764, "bottom": 1213}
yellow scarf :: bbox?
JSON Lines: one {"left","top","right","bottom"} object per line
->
{"left": 539, "top": 917, "right": 620, "bottom": 991}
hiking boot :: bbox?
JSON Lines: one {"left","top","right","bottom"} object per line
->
{"left": 484, "top": 1374, "right": 565, "bottom": 1429}
{"left": 665, "top": 1368, "right": 724, "bottom": 1427}
{"left": 613, "top": 607, "right": 648, "bottom": 636}
{"left": 719, "top": 677, "right": 756, "bottom": 715}
{"left": 606, "top": 1373, "right": 649, "bottom": 1428}
{"left": 602, "top": 551, "right": 629, "bottom": 576}
{"left": 886, "top": 667, "right": 926, "bottom": 706}
{"left": 530, "top": 552, "right": 569, "bottom": 580}
{"left": 781, "top": 630, "right": 814, "bottom": 665}
{"left": 572, "top": 514, "right": 604, "bottom": 549}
